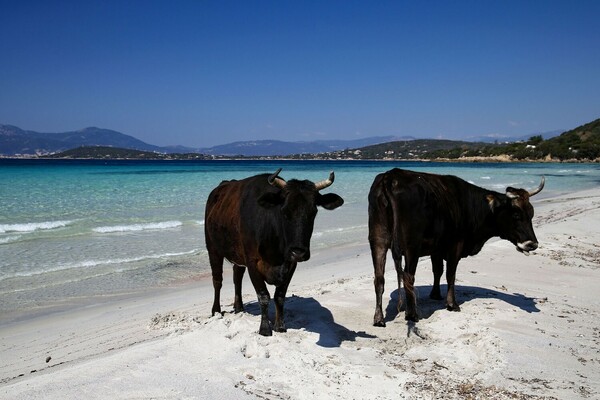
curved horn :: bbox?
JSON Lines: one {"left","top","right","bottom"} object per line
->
{"left": 528, "top": 176, "right": 545, "bottom": 197}
{"left": 315, "top": 171, "right": 335, "bottom": 191}
{"left": 268, "top": 168, "right": 286, "bottom": 188}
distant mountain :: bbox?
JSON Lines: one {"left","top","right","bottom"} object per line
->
{"left": 0, "top": 125, "right": 66, "bottom": 155}
{"left": 0, "top": 124, "right": 410, "bottom": 156}
{"left": 13, "top": 117, "right": 599, "bottom": 161}
{"left": 0, "top": 125, "right": 169, "bottom": 155}
{"left": 0, "top": 121, "right": 575, "bottom": 158}
{"left": 198, "top": 136, "right": 411, "bottom": 156}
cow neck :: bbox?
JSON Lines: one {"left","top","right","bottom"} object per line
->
{"left": 464, "top": 189, "right": 501, "bottom": 256}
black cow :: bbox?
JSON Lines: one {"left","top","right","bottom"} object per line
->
{"left": 368, "top": 168, "right": 544, "bottom": 325}
{"left": 205, "top": 168, "right": 344, "bottom": 336}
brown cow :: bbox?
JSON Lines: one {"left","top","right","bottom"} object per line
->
{"left": 205, "top": 168, "right": 344, "bottom": 336}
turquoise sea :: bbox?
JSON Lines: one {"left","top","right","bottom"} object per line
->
{"left": 1, "top": 159, "right": 599, "bottom": 321}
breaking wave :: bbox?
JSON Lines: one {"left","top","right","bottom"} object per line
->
{"left": 0, "top": 235, "right": 21, "bottom": 244}
{"left": 93, "top": 221, "right": 183, "bottom": 233}
{"left": 0, "top": 220, "right": 73, "bottom": 234}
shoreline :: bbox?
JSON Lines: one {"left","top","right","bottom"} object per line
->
{"left": 0, "top": 241, "right": 371, "bottom": 379}
{"left": 2, "top": 188, "right": 600, "bottom": 399}
{"left": 2, "top": 155, "right": 600, "bottom": 163}
{"left": 0, "top": 183, "right": 572, "bottom": 327}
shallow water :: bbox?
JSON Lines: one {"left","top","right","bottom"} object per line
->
{"left": 1, "top": 159, "right": 599, "bottom": 319}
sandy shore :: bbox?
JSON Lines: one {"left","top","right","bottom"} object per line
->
{"left": 1, "top": 188, "right": 599, "bottom": 399}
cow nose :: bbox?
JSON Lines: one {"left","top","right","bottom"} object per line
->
{"left": 517, "top": 240, "right": 538, "bottom": 253}
{"left": 290, "top": 247, "right": 310, "bottom": 262}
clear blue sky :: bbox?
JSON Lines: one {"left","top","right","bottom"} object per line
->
{"left": 1, "top": 1, "right": 599, "bottom": 148}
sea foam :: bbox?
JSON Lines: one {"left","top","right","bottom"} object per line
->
{"left": 2, "top": 249, "right": 199, "bottom": 281}
{"left": 0, "top": 235, "right": 21, "bottom": 244}
{"left": 93, "top": 221, "right": 183, "bottom": 233}
{"left": 0, "top": 220, "right": 73, "bottom": 234}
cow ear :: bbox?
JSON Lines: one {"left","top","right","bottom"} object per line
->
{"left": 486, "top": 194, "right": 500, "bottom": 212}
{"left": 258, "top": 192, "right": 283, "bottom": 208}
{"left": 317, "top": 193, "right": 344, "bottom": 210}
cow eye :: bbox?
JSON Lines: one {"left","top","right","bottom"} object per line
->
{"left": 512, "top": 212, "right": 522, "bottom": 221}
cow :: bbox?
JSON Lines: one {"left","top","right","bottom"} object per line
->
{"left": 368, "top": 168, "right": 544, "bottom": 325}
{"left": 205, "top": 168, "right": 344, "bottom": 336}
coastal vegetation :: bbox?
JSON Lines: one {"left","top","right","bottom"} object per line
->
{"left": 303, "top": 118, "right": 600, "bottom": 162}
{"left": 7, "top": 118, "right": 600, "bottom": 162}
{"left": 45, "top": 146, "right": 212, "bottom": 160}
{"left": 423, "top": 118, "right": 600, "bottom": 161}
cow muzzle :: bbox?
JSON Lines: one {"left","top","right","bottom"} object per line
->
{"left": 516, "top": 240, "right": 538, "bottom": 256}
{"left": 289, "top": 247, "right": 310, "bottom": 262}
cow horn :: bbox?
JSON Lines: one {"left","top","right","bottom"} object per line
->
{"left": 268, "top": 168, "right": 286, "bottom": 188}
{"left": 528, "top": 176, "right": 545, "bottom": 197}
{"left": 315, "top": 171, "right": 335, "bottom": 191}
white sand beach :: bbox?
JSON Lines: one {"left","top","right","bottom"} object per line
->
{"left": 1, "top": 188, "right": 599, "bottom": 399}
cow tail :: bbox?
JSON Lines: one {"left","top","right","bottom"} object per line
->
{"left": 384, "top": 175, "right": 404, "bottom": 261}
{"left": 391, "top": 219, "right": 403, "bottom": 262}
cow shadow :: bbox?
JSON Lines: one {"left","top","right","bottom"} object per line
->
{"left": 384, "top": 284, "right": 541, "bottom": 323}
{"left": 244, "top": 295, "right": 375, "bottom": 348}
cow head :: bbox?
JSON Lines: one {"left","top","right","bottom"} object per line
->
{"left": 487, "top": 177, "right": 545, "bottom": 255}
{"left": 258, "top": 168, "right": 344, "bottom": 262}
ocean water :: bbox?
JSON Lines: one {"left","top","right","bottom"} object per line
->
{"left": 1, "top": 159, "right": 599, "bottom": 320}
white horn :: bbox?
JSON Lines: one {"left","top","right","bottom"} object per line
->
{"left": 315, "top": 171, "right": 335, "bottom": 191}
{"left": 528, "top": 176, "right": 545, "bottom": 197}
{"left": 268, "top": 168, "right": 286, "bottom": 188}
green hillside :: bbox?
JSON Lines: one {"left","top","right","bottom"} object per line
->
{"left": 536, "top": 118, "right": 600, "bottom": 160}
{"left": 423, "top": 118, "right": 600, "bottom": 161}
{"left": 295, "top": 139, "right": 488, "bottom": 160}
{"left": 47, "top": 146, "right": 209, "bottom": 160}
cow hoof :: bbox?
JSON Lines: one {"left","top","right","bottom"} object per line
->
{"left": 234, "top": 305, "right": 244, "bottom": 314}
{"left": 373, "top": 320, "right": 386, "bottom": 327}
{"left": 258, "top": 318, "right": 273, "bottom": 336}
{"left": 211, "top": 307, "right": 222, "bottom": 316}
{"left": 258, "top": 327, "right": 273, "bottom": 336}
{"left": 273, "top": 319, "right": 287, "bottom": 333}
{"left": 446, "top": 304, "right": 461, "bottom": 312}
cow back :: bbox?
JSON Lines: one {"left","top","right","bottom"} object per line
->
{"left": 369, "top": 168, "right": 495, "bottom": 258}
{"left": 205, "top": 174, "right": 282, "bottom": 266}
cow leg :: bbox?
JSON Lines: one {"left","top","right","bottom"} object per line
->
{"left": 247, "top": 267, "right": 272, "bottom": 336}
{"left": 391, "top": 246, "right": 404, "bottom": 313}
{"left": 208, "top": 250, "right": 224, "bottom": 316}
{"left": 233, "top": 264, "right": 245, "bottom": 313}
{"left": 273, "top": 263, "right": 297, "bottom": 333}
{"left": 403, "top": 250, "right": 419, "bottom": 322}
{"left": 445, "top": 258, "right": 461, "bottom": 312}
{"left": 370, "top": 241, "right": 388, "bottom": 327}
{"left": 429, "top": 254, "right": 444, "bottom": 300}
